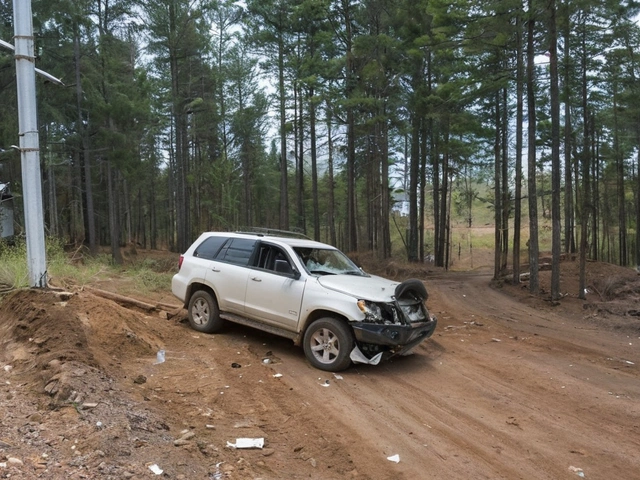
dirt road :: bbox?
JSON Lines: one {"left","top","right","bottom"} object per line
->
{"left": 1, "top": 266, "right": 639, "bottom": 479}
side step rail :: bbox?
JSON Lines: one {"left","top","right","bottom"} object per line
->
{"left": 220, "top": 312, "right": 301, "bottom": 343}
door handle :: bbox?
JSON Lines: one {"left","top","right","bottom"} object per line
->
{"left": 251, "top": 277, "right": 262, "bottom": 282}
{"left": 211, "top": 267, "right": 220, "bottom": 272}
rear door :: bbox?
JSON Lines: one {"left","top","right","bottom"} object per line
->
{"left": 204, "top": 237, "right": 256, "bottom": 314}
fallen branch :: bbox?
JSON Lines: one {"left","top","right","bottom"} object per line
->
{"left": 85, "top": 287, "right": 159, "bottom": 312}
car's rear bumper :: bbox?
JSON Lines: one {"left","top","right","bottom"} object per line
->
{"left": 351, "top": 316, "right": 437, "bottom": 347}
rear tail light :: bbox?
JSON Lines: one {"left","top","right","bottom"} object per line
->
{"left": 178, "top": 254, "right": 184, "bottom": 270}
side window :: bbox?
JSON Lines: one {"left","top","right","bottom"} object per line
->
{"left": 216, "top": 238, "right": 257, "bottom": 266}
{"left": 255, "top": 244, "right": 293, "bottom": 275}
{"left": 194, "top": 236, "right": 227, "bottom": 260}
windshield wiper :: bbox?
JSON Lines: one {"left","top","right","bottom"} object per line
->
{"left": 309, "top": 270, "right": 334, "bottom": 275}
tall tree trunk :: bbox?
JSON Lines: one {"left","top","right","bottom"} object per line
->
{"left": 296, "top": 81, "right": 305, "bottom": 232}
{"left": 343, "top": 0, "right": 357, "bottom": 252}
{"left": 169, "top": 3, "right": 189, "bottom": 252}
{"left": 309, "top": 89, "right": 319, "bottom": 241}
{"left": 439, "top": 121, "right": 450, "bottom": 268}
{"left": 432, "top": 138, "right": 441, "bottom": 265}
{"left": 493, "top": 92, "right": 502, "bottom": 280}
{"left": 636, "top": 136, "right": 640, "bottom": 271}
{"left": 47, "top": 158, "right": 58, "bottom": 238}
{"left": 513, "top": 9, "right": 524, "bottom": 284}
{"left": 613, "top": 81, "right": 626, "bottom": 266}
{"left": 419, "top": 118, "right": 428, "bottom": 262}
{"left": 107, "top": 161, "right": 122, "bottom": 265}
{"left": 578, "top": 18, "right": 590, "bottom": 300}
{"left": 381, "top": 114, "right": 391, "bottom": 258}
{"left": 549, "top": 0, "right": 562, "bottom": 300}
{"left": 325, "top": 102, "right": 337, "bottom": 246}
{"left": 409, "top": 111, "right": 420, "bottom": 262}
{"left": 74, "top": 29, "right": 97, "bottom": 255}
{"left": 501, "top": 85, "right": 509, "bottom": 274}
{"left": 591, "top": 124, "right": 599, "bottom": 261}
{"left": 278, "top": 35, "right": 289, "bottom": 230}
{"left": 526, "top": 2, "right": 540, "bottom": 294}
{"left": 563, "top": 7, "right": 575, "bottom": 256}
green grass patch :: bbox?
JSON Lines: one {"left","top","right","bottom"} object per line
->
{"left": 0, "top": 238, "right": 175, "bottom": 296}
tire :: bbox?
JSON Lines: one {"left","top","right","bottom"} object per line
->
{"left": 187, "top": 290, "right": 223, "bottom": 333}
{"left": 303, "top": 317, "right": 354, "bottom": 372}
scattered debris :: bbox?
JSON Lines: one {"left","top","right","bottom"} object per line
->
{"left": 568, "top": 465, "right": 585, "bottom": 477}
{"left": 387, "top": 454, "right": 400, "bottom": 463}
{"left": 155, "top": 350, "right": 165, "bottom": 364}
{"left": 231, "top": 362, "right": 242, "bottom": 368}
{"left": 226, "top": 438, "right": 265, "bottom": 449}
{"left": 350, "top": 345, "right": 382, "bottom": 365}
{"left": 148, "top": 463, "right": 163, "bottom": 475}
{"left": 211, "top": 461, "right": 224, "bottom": 479}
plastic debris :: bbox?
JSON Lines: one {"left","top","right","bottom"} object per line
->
{"left": 211, "top": 461, "right": 224, "bottom": 479}
{"left": 149, "top": 464, "right": 163, "bottom": 475}
{"left": 155, "top": 350, "right": 165, "bottom": 364}
{"left": 569, "top": 466, "right": 585, "bottom": 477}
{"left": 333, "top": 373, "right": 343, "bottom": 380}
{"left": 320, "top": 380, "right": 330, "bottom": 387}
{"left": 350, "top": 345, "right": 383, "bottom": 365}
{"left": 226, "top": 438, "right": 264, "bottom": 449}
{"left": 273, "top": 373, "right": 283, "bottom": 378}
{"left": 387, "top": 454, "right": 400, "bottom": 463}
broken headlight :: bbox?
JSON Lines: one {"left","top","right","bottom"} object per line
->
{"left": 357, "top": 300, "right": 382, "bottom": 321}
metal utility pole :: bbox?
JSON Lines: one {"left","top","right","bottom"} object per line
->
{"left": 13, "top": 0, "right": 47, "bottom": 288}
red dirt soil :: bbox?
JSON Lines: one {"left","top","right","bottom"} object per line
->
{"left": 1, "top": 253, "right": 639, "bottom": 479}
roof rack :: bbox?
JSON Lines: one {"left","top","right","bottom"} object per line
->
{"left": 235, "top": 227, "right": 311, "bottom": 240}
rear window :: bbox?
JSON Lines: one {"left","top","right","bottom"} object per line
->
{"left": 194, "top": 236, "right": 228, "bottom": 260}
{"left": 216, "top": 238, "right": 257, "bottom": 266}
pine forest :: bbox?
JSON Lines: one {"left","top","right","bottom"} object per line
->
{"left": 1, "top": 0, "right": 639, "bottom": 301}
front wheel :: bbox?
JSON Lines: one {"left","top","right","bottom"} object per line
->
{"left": 303, "top": 317, "right": 354, "bottom": 372}
{"left": 187, "top": 290, "right": 223, "bottom": 333}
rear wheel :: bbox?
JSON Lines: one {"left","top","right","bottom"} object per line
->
{"left": 187, "top": 290, "right": 223, "bottom": 333}
{"left": 303, "top": 317, "right": 354, "bottom": 372}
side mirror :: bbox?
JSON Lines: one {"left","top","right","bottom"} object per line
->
{"left": 274, "top": 259, "right": 300, "bottom": 279}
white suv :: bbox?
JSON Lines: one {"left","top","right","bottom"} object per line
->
{"left": 172, "top": 231, "right": 437, "bottom": 371}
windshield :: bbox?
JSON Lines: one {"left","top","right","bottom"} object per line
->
{"left": 293, "top": 247, "right": 365, "bottom": 276}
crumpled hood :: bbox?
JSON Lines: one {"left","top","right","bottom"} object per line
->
{"left": 317, "top": 274, "right": 399, "bottom": 302}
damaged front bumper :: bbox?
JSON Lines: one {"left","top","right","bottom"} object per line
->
{"left": 350, "top": 278, "right": 438, "bottom": 363}
{"left": 351, "top": 315, "right": 438, "bottom": 351}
